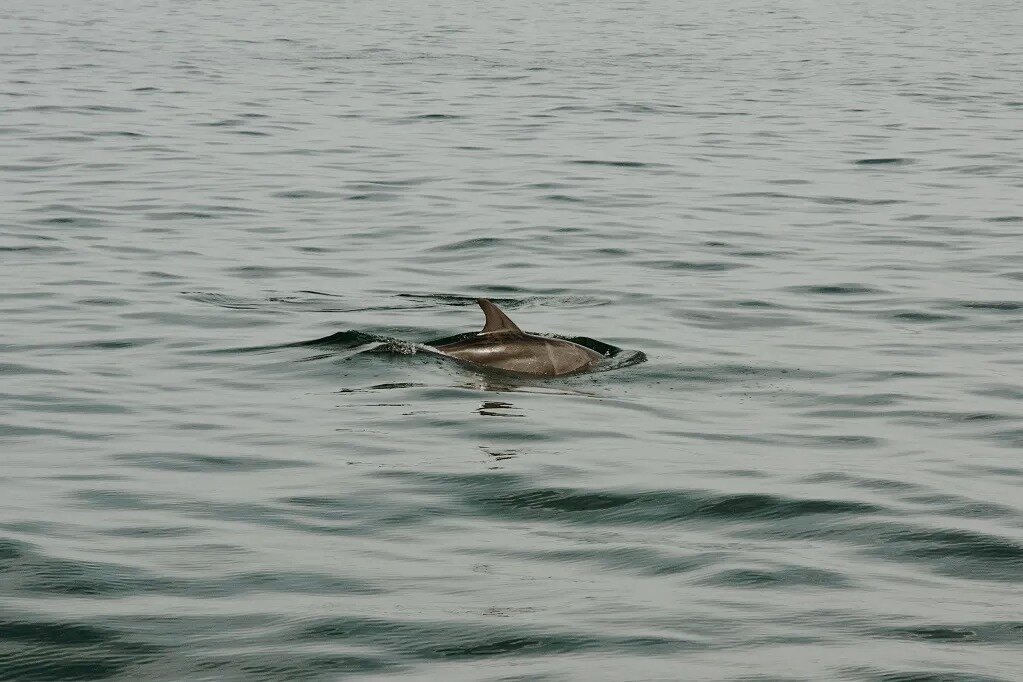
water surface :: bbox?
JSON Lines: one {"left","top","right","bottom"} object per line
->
{"left": 2, "top": 0, "right": 1022, "bottom": 679}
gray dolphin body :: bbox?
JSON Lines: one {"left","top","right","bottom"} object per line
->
{"left": 433, "top": 299, "right": 603, "bottom": 377}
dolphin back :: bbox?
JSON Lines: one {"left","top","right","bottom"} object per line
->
{"left": 433, "top": 299, "right": 602, "bottom": 377}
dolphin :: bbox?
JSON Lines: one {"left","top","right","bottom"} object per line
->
{"left": 433, "top": 299, "right": 604, "bottom": 377}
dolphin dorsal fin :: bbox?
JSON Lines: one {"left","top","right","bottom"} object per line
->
{"left": 477, "top": 298, "right": 522, "bottom": 334}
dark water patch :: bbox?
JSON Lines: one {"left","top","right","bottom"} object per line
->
{"left": 568, "top": 159, "right": 663, "bottom": 169}
{"left": 700, "top": 565, "right": 850, "bottom": 589}
{"left": 681, "top": 309, "right": 805, "bottom": 330}
{"left": 82, "top": 105, "right": 142, "bottom": 113}
{"left": 90, "top": 129, "right": 144, "bottom": 138}
{"left": 272, "top": 189, "right": 341, "bottom": 199}
{"left": 0, "top": 362, "right": 67, "bottom": 376}
{"left": 965, "top": 465, "right": 1023, "bottom": 479}
{"left": 177, "top": 203, "right": 263, "bottom": 215}
{"left": 862, "top": 237, "right": 951, "bottom": 248}
{"left": 522, "top": 181, "right": 571, "bottom": 190}
{"left": 26, "top": 202, "right": 107, "bottom": 216}
{"left": 143, "top": 270, "right": 185, "bottom": 281}
{"left": 519, "top": 545, "right": 725, "bottom": 577}
{"left": 730, "top": 249, "right": 788, "bottom": 258}
{"left": 294, "top": 615, "right": 702, "bottom": 660}
{"left": 334, "top": 382, "right": 427, "bottom": 394}
{"left": 144, "top": 210, "right": 215, "bottom": 220}
{"left": 707, "top": 469, "right": 772, "bottom": 480}
{"left": 872, "top": 621, "right": 1023, "bottom": 644}
{"left": 856, "top": 369, "right": 956, "bottom": 382}
{"left": 0, "top": 616, "right": 164, "bottom": 681}
{"left": 801, "top": 472, "right": 920, "bottom": 492}
{"left": 989, "top": 429, "right": 1023, "bottom": 448}
{"left": 722, "top": 191, "right": 902, "bottom": 206}
{"left": 0, "top": 423, "right": 110, "bottom": 441}
{"left": 785, "top": 284, "right": 883, "bottom": 295}
{"left": 968, "top": 384, "right": 1023, "bottom": 400}
{"left": 196, "top": 118, "right": 243, "bottom": 127}
{"left": 4, "top": 551, "right": 163, "bottom": 599}
{"left": 346, "top": 191, "right": 399, "bottom": 201}
{"left": 642, "top": 260, "right": 743, "bottom": 271}
{"left": 3, "top": 536, "right": 379, "bottom": 600}
{"left": 379, "top": 471, "right": 883, "bottom": 526}
{"left": 801, "top": 408, "right": 1015, "bottom": 427}
{"left": 953, "top": 300, "right": 1022, "bottom": 312}
{"left": 985, "top": 215, "right": 1023, "bottom": 223}
{"left": 256, "top": 329, "right": 388, "bottom": 351}
{"left": 112, "top": 452, "right": 310, "bottom": 472}
{"left": 895, "top": 410, "right": 1012, "bottom": 424}
{"left": 199, "top": 571, "right": 380, "bottom": 597}
{"left": 0, "top": 617, "right": 116, "bottom": 646}
{"left": 397, "top": 292, "right": 608, "bottom": 309}
{"left": 777, "top": 521, "right": 1023, "bottom": 582}
{"left": 184, "top": 291, "right": 405, "bottom": 314}
{"left": 2, "top": 539, "right": 179, "bottom": 598}
{"left": 427, "top": 236, "right": 509, "bottom": 252}
{"left": 6, "top": 397, "right": 130, "bottom": 416}
{"left": 724, "top": 299, "right": 781, "bottom": 309}
{"left": 477, "top": 400, "right": 524, "bottom": 418}
{"left": 347, "top": 177, "right": 434, "bottom": 190}
{"left": 939, "top": 163, "right": 1011, "bottom": 176}
{"left": 30, "top": 216, "right": 106, "bottom": 228}
{"left": 854, "top": 158, "right": 914, "bottom": 165}
{"left": 0, "top": 244, "right": 68, "bottom": 254}
{"left": 225, "top": 264, "right": 360, "bottom": 279}
{"left": 669, "top": 364, "right": 833, "bottom": 383}
{"left": 189, "top": 652, "right": 396, "bottom": 678}
{"left": 0, "top": 537, "right": 32, "bottom": 563}
{"left": 818, "top": 195, "right": 904, "bottom": 206}
{"left": 415, "top": 113, "right": 461, "bottom": 120}
{"left": 102, "top": 525, "right": 198, "bottom": 538}
{"left": 46, "top": 474, "right": 130, "bottom": 483}
{"left": 28, "top": 134, "right": 95, "bottom": 142}
{"left": 71, "top": 337, "right": 159, "bottom": 350}
{"left": 897, "top": 494, "right": 1017, "bottom": 519}
{"left": 396, "top": 292, "right": 487, "bottom": 306}
{"left": 72, "top": 488, "right": 400, "bottom": 538}
{"left": 75, "top": 296, "right": 129, "bottom": 306}
{"left": 846, "top": 668, "right": 1010, "bottom": 682}
{"left": 295, "top": 245, "right": 337, "bottom": 253}
{"left": 0, "top": 162, "right": 77, "bottom": 172}
{"left": 885, "top": 311, "right": 963, "bottom": 323}
{"left": 588, "top": 246, "right": 632, "bottom": 256}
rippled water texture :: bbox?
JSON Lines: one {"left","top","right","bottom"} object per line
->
{"left": 3, "top": 0, "right": 1023, "bottom": 679}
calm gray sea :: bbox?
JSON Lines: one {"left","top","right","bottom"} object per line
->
{"left": 2, "top": 0, "right": 1022, "bottom": 680}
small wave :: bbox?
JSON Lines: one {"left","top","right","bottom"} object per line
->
{"left": 569, "top": 159, "right": 664, "bottom": 169}
{"left": 642, "top": 260, "right": 743, "bottom": 271}
{"left": 785, "top": 284, "right": 884, "bottom": 295}
{"left": 854, "top": 157, "right": 914, "bottom": 165}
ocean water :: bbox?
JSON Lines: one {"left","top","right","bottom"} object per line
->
{"left": 2, "top": 0, "right": 1022, "bottom": 679}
